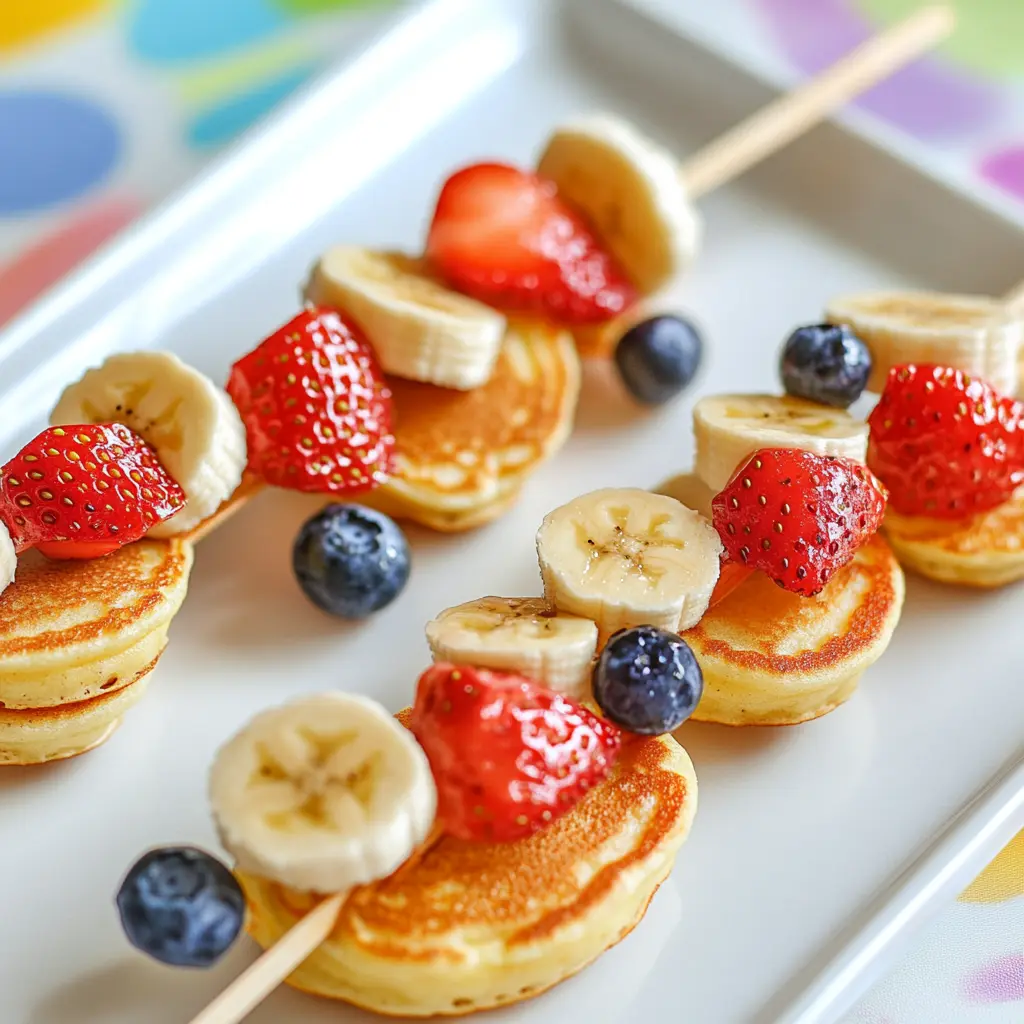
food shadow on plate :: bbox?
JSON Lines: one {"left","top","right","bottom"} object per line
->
{"left": 29, "top": 945, "right": 257, "bottom": 1024}
{"left": 177, "top": 479, "right": 481, "bottom": 652}
{"left": 572, "top": 358, "right": 648, "bottom": 433}
{"left": 0, "top": 754, "right": 90, "bottom": 791}
{"left": 675, "top": 717, "right": 791, "bottom": 767}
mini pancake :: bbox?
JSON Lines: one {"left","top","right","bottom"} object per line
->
{"left": 238, "top": 726, "right": 696, "bottom": 1018}
{"left": 0, "top": 539, "right": 193, "bottom": 709}
{"left": 364, "top": 320, "right": 580, "bottom": 532}
{"left": 682, "top": 534, "right": 904, "bottom": 726}
{"left": 0, "top": 672, "right": 152, "bottom": 766}
{"left": 883, "top": 488, "right": 1024, "bottom": 588}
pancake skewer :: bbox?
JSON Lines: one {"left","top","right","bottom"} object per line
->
{"left": 181, "top": 4, "right": 954, "bottom": 547}
{"left": 182, "top": 13, "right": 955, "bottom": 1021}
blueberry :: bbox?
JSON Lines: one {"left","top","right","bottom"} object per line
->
{"left": 780, "top": 323, "right": 871, "bottom": 409}
{"left": 116, "top": 846, "right": 244, "bottom": 968}
{"left": 293, "top": 503, "right": 410, "bottom": 618}
{"left": 592, "top": 626, "right": 703, "bottom": 735}
{"left": 614, "top": 315, "right": 703, "bottom": 405}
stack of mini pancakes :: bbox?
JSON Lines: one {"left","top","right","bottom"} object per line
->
{"left": 0, "top": 540, "right": 193, "bottom": 766}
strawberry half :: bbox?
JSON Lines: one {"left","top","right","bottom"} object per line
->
{"left": 426, "top": 162, "right": 637, "bottom": 326}
{"left": 411, "top": 663, "right": 621, "bottom": 843}
{"left": 227, "top": 308, "right": 394, "bottom": 494}
{"left": 0, "top": 423, "right": 185, "bottom": 560}
{"left": 711, "top": 448, "right": 887, "bottom": 597}
{"left": 867, "top": 364, "right": 1024, "bottom": 518}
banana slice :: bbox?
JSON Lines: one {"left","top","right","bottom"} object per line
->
{"left": 826, "top": 290, "right": 1022, "bottom": 395}
{"left": 536, "top": 114, "right": 701, "bottom": 294}
{"left": 653, "top": 471, "right": 715, "bottom": 520}
{"left": 537, "top": 488, "right": 722, "bottom": 642}
{"left": 50, "top": 351, "right": 247, "bottom": 538}
{"left": 425, "top": 596, "right": 598, "bottom": 700}
{"left": 0, "top": 523, "right": 15, "bottom": 596}
{"left": 305, "top": 248, "right": 506, "bottom": 390}
{"left": 209, "top": 693, "right": 436, "bottom": 894}
{"left": 693, "top": 394, "right": 868, "bottom": 492}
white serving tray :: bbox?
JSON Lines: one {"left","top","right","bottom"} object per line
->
{"left": 2, "top": 2, "right": 1023, "bottom": 1022}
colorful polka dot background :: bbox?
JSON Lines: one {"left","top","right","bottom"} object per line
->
{"left": 0, "top": 0, "right": 393, "bottom": 323}
{"left": 0, "top": 1, "right": 1022, "bottom": 1020}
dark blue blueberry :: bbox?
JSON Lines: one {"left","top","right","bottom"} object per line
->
{"left": 592, "top": 626, "right": 703, "bottom": 735}
{"left": 780, "top": 323, "right": 871, "bottom": 409}
{"left": 116, "top": 846, "right": 244, "bottom": 968}
{"left": 293, "top": 503, "right": 410, "bottom": 618}
{"left": 614, "top": 315, "right": 703, "bottom": 405}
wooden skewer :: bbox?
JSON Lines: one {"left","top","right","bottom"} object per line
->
{"left": 185, "top": 12, "right": 956, "bottom": 1024}
{"left": 188, "top": 893, "right": 345, "bottom": 1024}
{"left": 681, "top": 4, "right": 955, "bottom": 199}
{"left": 189, "top": 822, "right": 445, "bottom": 1024}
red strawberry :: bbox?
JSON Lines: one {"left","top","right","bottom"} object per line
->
{"left": 227, "top": 308, "right": 394, "bottom": 494}
{"left": 867, "top": 364, "right": 1024, "bottom": 518}
{"left": 411, "top": 663, "right": 621, "bottom": 843}
{"left": 0, "top": 423, "right": 185, "bottom": 560}
{"left": 711, "top": 448, "right": 887, "bottom": 597}
{"left": 426, "top": 162, "right": 637, "bottom": 326}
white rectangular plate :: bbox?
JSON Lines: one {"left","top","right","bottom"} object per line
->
{"left": 2, "top": 2, "right": 1023, "bottom": 1023}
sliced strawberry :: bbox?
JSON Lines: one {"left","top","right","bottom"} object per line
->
{"left": 426, "top": 162, "right": 637, "bottom": 326}
{"left": 867, "top": 364, "right": 1024, "bottom": 518}
{"left": 711, "top": 448, "right": 887, "bottom": 597}
{"left": 0, "top": 423, "right": 185, "bottom": 559}
{"left": 411, "top": 663, "right": 621, "bottom": 843}
{"left": 227, "top": 308, "right": 394, "bottom": 494}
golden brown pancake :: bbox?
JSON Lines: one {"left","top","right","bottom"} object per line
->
{"left": 238, "top": 726, "right": 696, "bottom": 1017}
{"left": 0, "top": 672, "right": 152, "bottom": 766}
{"left": 682, "top": 534, "right": 905, "bottom": 726}
{"left": 0, "top": 539, "right": 192, "bottom": 709}
{"left": 364, "top": 321, "right": 580, "bottom": 531}
{"left": 883, "top": 487, "right": 1024, "bottom": 587}
{"left": 0, "top": 539, "right": 192, "bottom": 764}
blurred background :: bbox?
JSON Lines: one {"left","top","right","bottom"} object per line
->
{"left": 0, "top": 1, "right": 1021, "bottom": 1021}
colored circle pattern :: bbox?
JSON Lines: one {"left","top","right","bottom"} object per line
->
{"left": 751, "top": 0, "right": 1001, "bottom": 140}
{"left": 0, "top": 91, "right": 120, "bottom": 215}
{"left": 859, "top": 0, "right": 1024, "bottom": 78}
{"left": 186, "top": 63, "right": 320, "bottom": 148}
{"left": 0, "top": 0, "right": 107, "bottom": 53}
{"left": 128, "top": 0, "right": 287, "bottom": 65}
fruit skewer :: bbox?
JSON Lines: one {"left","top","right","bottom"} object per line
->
{"left": 182, "top": 1, "right": 955, "bottom": 541}
{"left": 174, "top": 10, "right": 955, "bottom": 1022}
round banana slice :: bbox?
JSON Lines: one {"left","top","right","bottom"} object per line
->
{"left": 425, "top": 596, "right": 598, "bottom": 700}
{"left": 0, "top": 523, "right": 15, "bottom": 596}
{"left": 305, "top": 248, "right": 506, "bottom": 390}
{"left": 50, "top": 351, "right": 247, "bottom": 537}
{"left": 209, "top": 693, "right": 437, "bottom": 894}
{"left": 826, "top": 289, "right": 1022, "bottom": 396}
{"left": 537, "top": 488, "right": 722, "bottom": 643}
{"left": 693, "top": 394, "right": 868, "bottom": 493}
{"left": 536, "top": 114, "right": 701, "bottom": 294}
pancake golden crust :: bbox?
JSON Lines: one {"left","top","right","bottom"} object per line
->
{"left": 683, "top": 534, "right": 904, "bottom": 726}
{"left": 883, "top": 487, "right": 1024, "bottom": 588}
{"left": 238, "top": 727, "right": 696, "bottom": 1017}
{"left": 367, "top": 321, "right": 580, "bottom": 530}
{"left": 0, "top": 670, "right": 152, "bottom": 765}
{"left": 0, "top": 539, "right": 193, "bottom": 708}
